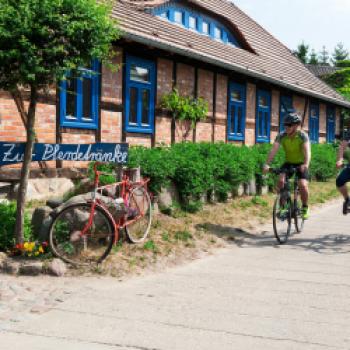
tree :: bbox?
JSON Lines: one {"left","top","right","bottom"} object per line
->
{"left": 294, "top": 41, "right": 309, "bottom": 64}
{"left": 0, "top": 0, "right": 120, "bottom": 243}
{"left": 309, "top": 49, "right": 319, "bottom": 65}
{"left": 319, "top": 46, "right": 330, "bottom": 65}
{"left": 332, "top": 42, "right": 349, "bottom": 66}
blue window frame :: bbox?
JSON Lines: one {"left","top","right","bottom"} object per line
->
{"left": 228, "top": 82, "right": 246, "bottom": 141}
{"left": 152, "top": 5, "right": 241, "bottom": 47}
{"left": 326, "top": 105, "right": 336, "bottom": 143}
{"left": 309, "top": 102, "right": 319, "bottom": 143}
{"left": 256, "top": 89, "right": 271, "bottom": 143}
{"left": 60, "top": 60, "right": 100, "bottom": 129}
{"left": 279, "top": 95, "right": 293, "bottom": 132}
{"left": 125, "top": 55, "right": 155, "bottom": 134}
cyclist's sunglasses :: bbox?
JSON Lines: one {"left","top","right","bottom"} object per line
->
{"left": 284, "top": 123, "right": 294, "bottom": 128}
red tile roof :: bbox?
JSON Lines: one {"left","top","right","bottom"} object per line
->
{"left": 113, "top": 0, "right": 350, "bottom": 108}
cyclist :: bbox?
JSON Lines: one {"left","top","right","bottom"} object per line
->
{"left": 262, "top": 111, "right": 311, "bottom": 220}
{"left": 335, "top": 132, "right": 350, "bottom": 214}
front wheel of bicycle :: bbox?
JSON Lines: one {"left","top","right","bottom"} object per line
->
{"left": 294, "top": 195, "right": 305, "bottom": 233}
{"left": 125, "top": 187, "right": 152, "bottom": 243}
{"left": 273, "top": 193, "right": 292, "bottom": 244}
{"left": 49, "top": 202, "right": 115, "bottom": 265}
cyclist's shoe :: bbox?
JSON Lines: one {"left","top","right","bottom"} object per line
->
{"left": 301, "top": 206, "right": 309, "bottom": 220}
{"left": 343, "top": 198, "right": 350, "bottom": 215}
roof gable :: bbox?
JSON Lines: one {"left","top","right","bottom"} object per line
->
{"left": 114, "top": 0, "right": 350, "bottom": 108}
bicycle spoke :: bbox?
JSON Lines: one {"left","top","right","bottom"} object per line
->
{"left": 273, "top": 194, "right": 292, "bottom": 244}
{"left": 125, "top": 187, "right": 152, "bottom": 243}
{"left": 49, "top": 203, "right": 115, "bottom": 265}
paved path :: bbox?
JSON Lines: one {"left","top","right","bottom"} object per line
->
{"left": 1, "top": 200, "right": 350, "bottom": 350}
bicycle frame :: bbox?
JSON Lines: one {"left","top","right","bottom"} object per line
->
{"left": 81, "top": 162, "right": 150, "bottom": 244}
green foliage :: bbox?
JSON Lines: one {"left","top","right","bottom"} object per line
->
{"left": 295, "top": 41, "right": 309, "bottom": 64}
{"left": 0, "top": 202, "right": 32, "bottom": 251}
{"left": 0, "top": 0, "right": 120, "bottom": 90}
{"left": 335, "top": 60, "right": 350, "bottom": 68}
{"left": 87, "top": 142, "right": 337, "bottom": 213}
{"left": 309, "top": 144, "right": 337, "bottom": 181}
{"left": 309, "top": 49, "right": 319, "bottom": 65}
{"left": 332, "top": 42, "right": 349, "bottom": 66}
{"left": 324, "top": 68, "right": 350, "bottom": 101}
{"left": 161, "top": 88, "right": 209, "bottom": 128}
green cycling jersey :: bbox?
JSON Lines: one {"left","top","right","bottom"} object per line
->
{"left": 275, "top": 130, "right": 309, "bottom": 164}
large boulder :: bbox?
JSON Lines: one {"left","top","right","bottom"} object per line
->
{"left": 11, "top": 178, "right": 74, "bottom": 201}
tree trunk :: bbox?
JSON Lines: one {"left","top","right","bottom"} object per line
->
{"left": 13, "top": 86, "right": 38, "bottom": 243}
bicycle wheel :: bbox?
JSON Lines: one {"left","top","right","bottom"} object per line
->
{"left": 294, "top": 195, "right": 305, "bottom": 233}
{"left": 273, "top": 193, "right": 292, "bottom": 244}
{"left": 49, "top": 203, "right": 115, "bottom": 265}
{"left": 125, "top": 186, "right": 152, "bottom": 243}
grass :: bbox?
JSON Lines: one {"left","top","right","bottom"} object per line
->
{"left": 26, "top": 179, "right": 341, "bottom": 277}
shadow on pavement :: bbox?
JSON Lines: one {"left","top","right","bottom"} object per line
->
{"left": 196, "top": 223, "right": 350, "bottom": 255}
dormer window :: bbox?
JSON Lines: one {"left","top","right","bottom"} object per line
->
{"left": 151, "top": 3, "right": 242, "bottom": 48}
{"left": 174, "top": 10, "right": 183, "bottom": 24}
{"left": 189, "top": 15, "right": 197, "bottom": 30}
{"left": 202, "top": 20, "right": 210, "bottom": 35}
{"left": 214, "top": 27, "right": 222, "bottom": 40}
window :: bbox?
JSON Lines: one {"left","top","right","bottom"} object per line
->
{"left": 326, "top": 106, "right": 336, "bottom": 143}
{"left": 309, "top": 102, "right": 319, "bottom": 143}
{"left": 60, "top": 60, "right": 100, "bottom": 129}
{"left": 202, "top": 20, "right": 210, "bottom": 35}
{"left": 188, "top": 15, "right": 197, "bottom": 30}
{"left": 153, "top": 5, "right": 241, "bottom": 47}
{"left": 214, "top": 26, "right": 222, "bottom": 40}
{"left": 256, "top": 89, "right": 271, "bottom": 143}
{"left": 228, "top": 82, "right": 246, "bottom": 141}
{"left": 174, "top": 10, "right": 184, "bottom": 24}
{"left": 125, "top": 55, "right": 155, "bottom": 134}
{"left": 279, "top": 95, "right": 293, "bottom": 132}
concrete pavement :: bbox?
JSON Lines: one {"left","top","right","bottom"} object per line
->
{"left": 1, "top": 200, "right": 350, "bottom": 349}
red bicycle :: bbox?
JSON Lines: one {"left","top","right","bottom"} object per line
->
{"left": 49, "top": 162, "right": 152, "bottom": 265}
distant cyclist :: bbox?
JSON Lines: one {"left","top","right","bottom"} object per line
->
{"left": 336, "top": 131, "right": 350, "bottom": 214}
{"left": 263, "top": 111, "right": 311, "bottom": 220}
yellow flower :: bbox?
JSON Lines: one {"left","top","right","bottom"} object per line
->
{"left": 34, "top": 251, "right": 39, "bottom": 256}
{"left": 24, "top": 242, "right": 29, "bottom": 250}
{"left": 38, "top": 246, "right": 44, "bottom": 253}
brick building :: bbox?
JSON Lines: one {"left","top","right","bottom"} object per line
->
{"left": 1, "top": 0, "right": 350, "bottom": 173}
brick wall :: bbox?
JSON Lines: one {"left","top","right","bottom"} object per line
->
{"left": 245, "top": 83, "right": 256, "bottom": 145}
{"left": 271, "top": 89, "right": 280, "bottom": 141}
{"left": 214, "top": 74, "right": 227, "bottom": 143}
{"left": 100, "top": 47, "right": 123, "bottom": 144}
{"left": 319, "top": 103, "right": 327, "bottom": 143}
{"left": 293, "top": 94, "right": 309, "bottom": 132}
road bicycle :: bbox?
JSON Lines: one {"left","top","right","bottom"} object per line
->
{"left": 270, "top": 166, "right": 305, "bottom": 244}
{"left": 49, "top": 162, "right": 152, "bottom": 265}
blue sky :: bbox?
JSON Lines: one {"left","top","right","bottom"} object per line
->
{"left": 233, "top": 0, "right": 350, "bottom": 56}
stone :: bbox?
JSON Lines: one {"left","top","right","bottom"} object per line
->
{"left": 19, "top": 262, "right": 43, "bottom": 276}
{"left": 245, "top": 179, "right": 256, "bottom": 196}
{"left": 0, "top": 252, "right": 7, "bottom": 269}
{"left": 46, "top": 198, "right": 64, "bottom": 209}
{"left": 47, "top": 259, "right": 67, "bottom": 277}
{"left": 38, "top": 216, "right": 53, "bottom": 242}
{"left": 3, "top": 260, "right": 21, "bottom": 275}
{"left": 158, "top": 182, "right": 179, "bottom": 208}
{"left": 11, "top": 178, "right": 74, "bottom": 201}
{"left": 31, "top": 206, "right": 52, "bottom": 237}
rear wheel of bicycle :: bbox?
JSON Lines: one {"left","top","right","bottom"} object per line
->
{"left": 49, "top": 203, "right": 115, "bottom": 265}
{"left": 273, "top": 193, "right": 292, "bottom": 244}
{"left": 294, "top": 195, "right": 305, "bottom": 233}
{"left": 125, "top": 187, "right": 152, "bottom": 243}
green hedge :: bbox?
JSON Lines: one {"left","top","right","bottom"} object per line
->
{"left": 90, "top": 142, "right": 338, "bottom": 210}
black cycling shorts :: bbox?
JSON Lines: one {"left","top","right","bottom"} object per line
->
{"left": 280, "top": 163, "right": 309, "bottom": 180}
{"left": 336, "top": 166, "right": 350, "bottom": 187}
